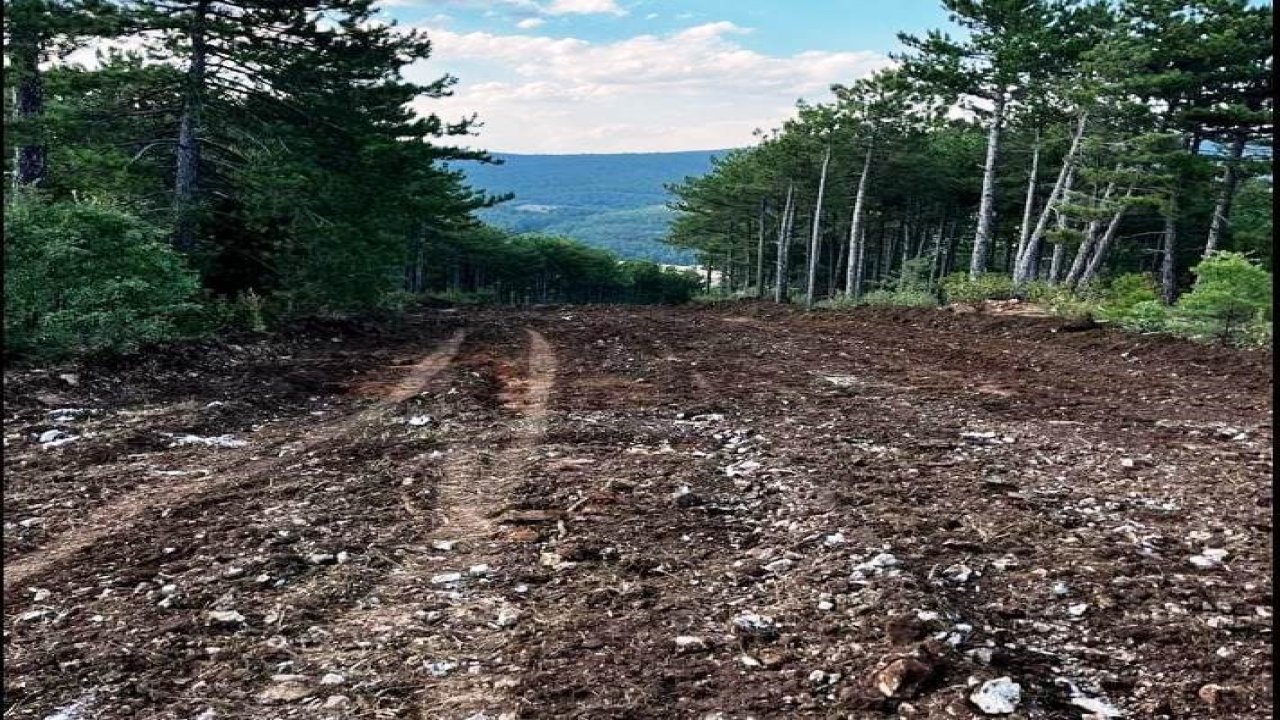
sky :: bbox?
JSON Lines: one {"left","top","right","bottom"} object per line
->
{"left": 385, "top": 1, "right": 951, "bottom": 154}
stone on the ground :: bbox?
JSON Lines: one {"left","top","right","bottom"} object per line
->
{"left": 970, "top": 677, "right": 1021, "bottom": 714}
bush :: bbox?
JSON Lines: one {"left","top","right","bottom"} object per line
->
{"left": 1174, "top": 251, "right": 1272, "bottom": 344}
{"left": 940, "top": 272, "right": 1015, "bottom": 304}
{"left": 1114, "top": 299, "right": 1171, "bottom": 333}
{"left": 859, "top": 289, "right": 939, "bottom": 308}
{"left": 4, "top": 196, "right": 202, "bottom": 358}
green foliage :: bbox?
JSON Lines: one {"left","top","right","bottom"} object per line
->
{"left": 940, "top": 273, "right": 1016, "bottom": 304}
{"left": 1095, "top": 273, "right": 1160, "bottom": 321}
{"left": 1175, "top": 251, "right": 1272, "bottom": 343}
{"left": 4, "top": 195, "right": 201, "bottom": 358}
{"left": 859, "top": 289, "right": 939, "bottom": 308}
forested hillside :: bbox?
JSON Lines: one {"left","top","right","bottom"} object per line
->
{"left": 668, "top": 0, "right": 1272, "bottom": 345}
{"left": 459, "top": 151, "right": 727, "bottom": 263}
{"left": 2, "top": 0, "right": 700, "bottom": 360}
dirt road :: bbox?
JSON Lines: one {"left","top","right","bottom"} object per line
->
{"left": 4, "top": 304, "right": 1271, "bottom": 719}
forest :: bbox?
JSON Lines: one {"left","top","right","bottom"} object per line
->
{"left": 666, "top": 0, "right": 1272, "bottom": 345}
{"left": 2, "top": 0, "right": 699, "bottom": 359}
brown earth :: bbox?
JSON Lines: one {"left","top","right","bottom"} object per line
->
{"left": 3, "top": 303, "right": 1272, "bottom": 720}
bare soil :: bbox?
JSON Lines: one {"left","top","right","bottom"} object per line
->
{"left": 3, "top": 303, "right": 1272, "bottom": 719}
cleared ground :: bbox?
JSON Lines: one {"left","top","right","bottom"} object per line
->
{"left": 3, "top": 304, "right": 1272, "bottom": 719}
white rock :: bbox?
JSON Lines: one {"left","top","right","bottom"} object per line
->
{"left": 430, "top": 572, "right": 463, "bottom": 585}
{"left": 468, "top": 564, "right": 491, "bottom": 577}
{"left": 307, "top": 553, "right": 336, "bottom": 565}
{"left": 206, "top": 610, "right": 246, "bottom": 625}
{"left": 763, "top": 558, "right": 793, "bottom": 573}
{"left": 171, "top": 434, "right": 248, "bottom": 449}
{"left": 738, "top": 654, "right": 762, "bottom": 668}
{"left": 1051, "top": 581, "right": 1070, "bottom": 596}
{"left": 943, "top": 564, "right": 975, "bottom": 583}
{"left": 432, "top": 540, "right": 456, "bottom": 552}
{"left": 674, "top": 636, "right": 707, "bottom": 650}
{"left": 425, "top": 661, "right": 457, "bottom": 677}
{"left": 823, "top": 532, "right": 846, "bottom": 546}
{"left": 970, "top": 677, "right": 1021, "bottom": 714}
{"left": 1189, "top": 548, "right": 1229, "bottom": 568}
{"left": 497, "top": 607, "right": 521, "bottom": 628}
{"left": 32, "top": 588, "right": 51, "bottom": 602}
{"left": 18, "top": 517, "right": 44, "bottom": 528}
{"left": 406, "top": 414, "right": 433, "bottom": 426}
{"left": 817, "top": 600, "right": 834, "bottom": 611}
{"left": 323, "top": 696, "right": 350, "bottom": 709}
{"left": 1068, "top": 604, "right": 1089, "bottom": 617}
{"left": 319, "top": 673, "right": 345, "bottom": 685}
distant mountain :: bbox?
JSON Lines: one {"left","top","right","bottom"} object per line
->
{"left": 454, "top": 149, "right": 733, "bottom": 263}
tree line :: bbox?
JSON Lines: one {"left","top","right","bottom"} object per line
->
{"left": 3, "top": 0, "right": 698, "bottom": 358}
{"left": 666, "top": 0, "right": 1272, "bottom": 314}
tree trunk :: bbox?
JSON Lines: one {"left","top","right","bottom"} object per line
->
{"left": 805, "top": 145, "right": 832, "bottom": 308}
{"left": 1014, "top": 128, "right": 1041, "bottom": 265}
{"left": 173, "top": 0, "right": 210, "bottom": 252}
{"left": 1064, "top": 181, "right": 1116, "bottom": 288}
{"left": 755, "top": 200, "right": 767, "bottom": 298}
{"left": 844, "top": 143, "right": 874, "bottom": 295}
{"left": 1014, "top": 112, "right": 1087, "bottom": 285}
{"left": 11, "top": 9, "right": 46, "bottom": 189}
{"left": 970, "top": 91, "right": 1006, "bottom": 279}
{"left": 1203, "top": 131, "right": 1248, "bottom": 257}
{"left": 1159, "top": 191, "right": 1179, "bottom": 305}
{"left": 1078, "top": 196, "right": 1130, "bottom": 286}
{"left": 774, "top": 181, "right": 795, "bottom": 303}
{"left": 853, "top": 224, "right": 867, "bottom": 299}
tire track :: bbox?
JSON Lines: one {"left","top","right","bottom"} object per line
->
{"left": 3, "top": 330, "right": 468, "bottom": 597}
{"left": 416, "top": 328, "right": 556, "bottom": 720}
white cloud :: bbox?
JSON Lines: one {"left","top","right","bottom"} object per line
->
{"left": 516, "top": 17, "right": 546, "bottom": 28}
{"left": 544, "top": 0, "right": 626, "bottom": 15}
{"left": 409, "top": 21, "right": 891, "bottom": 152}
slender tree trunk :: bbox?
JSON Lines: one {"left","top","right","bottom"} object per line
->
{"left": 1159, "top": 191, "right": 1179, "bottom": 305}
{"left": 1203, "top": 131, "right": 1248, "bottom": 257}
{"left": 1014, "top": 128, "right": 1041, "bottom": 264}
{"left": 11, "top": 10, "right": 46, "bottom": 189}
{"left": 805, "top": 145, "right": 832, "bottom": 309}
{"left": 1064, "top": 181, "right": 1116, "bottom": 288}
{"left": 831, "top": 222, "right": 845, "bottom": 297}
{"left": 970, "top": 91, "right": 1007, "bottom": 279}
{"left": 1078, "top": 190, "right": 1132, "bottom": 286}
{"left": 774, "top": 181, "right": 795, "bottom": 303}
{"left": 844, "top": 143, "right": 874, "bottom": 294}
{"left": 173, "top": 0, "right": 210, "bottom": 252}
{"left": 755, "top": 200, "right": 767, "bottom": 298}
{"left": 1014, "top": 112, "right": 1087, "bottom": 285}
{"left": 897, "top": 220, "right": 911, "bottom": 289}
{"left": 853, "top": 224, "right": 867, "bottom": 299}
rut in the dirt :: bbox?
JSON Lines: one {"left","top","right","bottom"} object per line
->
{"left": 2, "top": 328, "right": 467, "bottom": 597}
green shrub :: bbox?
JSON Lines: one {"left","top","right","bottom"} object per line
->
{"left": 4, "top": 196, "right": 202, "bottom": 358}
{"left": 1099, "top": 273, "right": 1160, "bottom": 316}
{"left": 1174, "top": 252, "right": 1272, "bottom": 344}
{"left": 1114, "top": 299, "right": 1171, "bottom": 333}
{"left": 940, "top": 272, "right": 1016, "bottom": 304}
{"left": 859, "top": 289, "right": 939, "bottom": 308}
{"left": 816, "top": 293, "right": 860, "bottom": 310}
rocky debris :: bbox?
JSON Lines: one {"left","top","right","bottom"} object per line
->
{"left": 430, "top": 572, "right": 463, "bottom": 585}
{"left": 872, "top": 655, "right": 937, "bottom": 699}
{"left": 257, "top": 675, "right": 314, "bottom": 704}
{"left": 425, "top": 661, "right": 458, "bottom": 678}
{"left": 1189, "top": 548, "right": 1230, "bottom": 569}
{"left": 969, "top": 677, "right": 1021, "bottom": 714}
{"left": 731, "top": 612, "right": 778, "bottom": 643}
{"left": 36, "top": 429, "right": 80, "bottom": 448}
{"left": 205, "top": 610, "right": 246, "bottom": 626}
{"left": 1058, "top": 679, "right": 1125, "bottom": 718}
{"left": 674, "top": 636, "right": 708, "bottom": 652}
{"left": 852, "top": 551, "right": 900, "bottom": 580}
{"left": 169, "top": 433, "right": 248, "bottom": 449}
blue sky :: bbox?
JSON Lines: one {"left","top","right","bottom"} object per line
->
{"left": 386, "top": 1, "right": 950, "bottom": 153}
